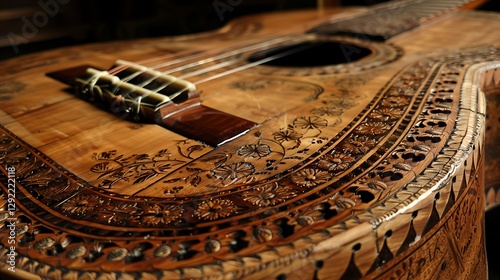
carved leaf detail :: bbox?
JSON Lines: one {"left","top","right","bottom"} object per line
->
{"left": 413, "top": 145, "right": 431, "bottom": 152}
{"left": 91, "top": 162, "right": 109, "bottom": 173}
{"left": 190, "top": 175, "right": 202, "bottom": 187}
{"left": 333, "top": 198, "right": 356, "bottom": 210}
{"left": 163, "top": 178, "right": 184, "bottom": 184}
{"left": 367, "top": 180, "right": 388, "bottom": 192}
{"left": 157, "top": 163, "right": 173, "bottom": 172}
{"left": 134, "top": 171, "right": 157, "bottom": 184}
{"left": 155, "top": 149, "right": 170, "bottom": 157}
{"left": 393, "top": 163, "right": 412, "bottom": 171}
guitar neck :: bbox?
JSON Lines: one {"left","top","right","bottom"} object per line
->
{"left": 309, "top": 0, "right": 488, "bottom": 40}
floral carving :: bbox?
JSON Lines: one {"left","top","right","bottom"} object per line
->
{"left": 90, "top": 149, "right": 187, "bottom": 188}
{"left": 141, "top": 204, "right": 184, "bottom": 226}
{"left": 98, "top": 202, "right": 139, "bottom": 224}
{"left": 356, "top": 121, "right": 392, "bottom": 136}
{"left": 310, "top": 107, "right": 344, "bottom": 117}
{"left": 340, "top": 135, "right": 378, "bottom": 155}
{"left": 242, "top": 182, "right": 296, "bottom": 206}
{"left": 211, "top": 162, "right": 255, "bottom": 184}
{"left": 381, "top": 96, "right": 410, "bottom": 107}
{"left": 371, "top": 108, "right": 404, "bottom": 121}
{"left": 316, "top": 153, "right": 356, "bottom": 172}
{"left": 61, "top": 194, "right": 103, "bottom": 216}
{"left": 293, "top": 116, "right": 328, "bottom": 130}
{"left": 291, "top": 168, "right": 331, "bottom": 188}
{"left": 195, "top": 199, "right": 237, "bottom": 220}
{"left": 237, "top": 143, "right": 271, "bottom": 158}
{"left": 272, "top": 129, "right": 303, "bottom": 146}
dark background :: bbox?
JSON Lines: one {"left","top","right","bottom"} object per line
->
{"left": 1, "top": 0, "right": 500, "bottom": 278}
{"left": 1, "top": 0, "right": 499, "bottom": 60}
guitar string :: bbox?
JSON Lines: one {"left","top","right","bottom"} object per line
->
{"left": 100, "top": 39, "right": 323, "bottom": 115}
{"left": 108, "top": 34, "right": 304, "bottom": 96}
{"left": 112, "top": 0, "right": 465, "bottom": 81}
{"left": 91, "top": 0, "right": 415, "bottom": 80}
{"left": 112, "top": 0, "right": 468, "bottom": 77}
{"left": 101, "top": 33, "right": 325, "bottom": 110}
{"left": 88, "top": 0, "right": 451, "bottom": 106}
{"left": 190, "top": 0, "right": 473, "bottom": 83}
{"left": 92, "top": 35, "right": 306, "bottom": 109}
{"left": 84, "top": 0, "right": 470, "bottom": 114}
{"left": 107, "top": 33, "right": 299, "bottom": 77}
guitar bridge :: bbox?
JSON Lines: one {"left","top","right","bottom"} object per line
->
{"left": 47, "top": 61, "right": 256, "bottom": 146}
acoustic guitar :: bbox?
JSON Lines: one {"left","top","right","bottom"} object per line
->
{"left": 1, "top": 0, "right": 499, "bottom": 279}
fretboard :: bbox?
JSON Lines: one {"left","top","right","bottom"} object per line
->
{"left": 309, "top": 0, "right": 486, "bottom": 40}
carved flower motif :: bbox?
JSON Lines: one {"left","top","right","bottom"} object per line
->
{"left": 293, "top": 116, "right": 328, "bottom": 130}
{"left": 355, "top": 122, "right": 391, "bottom": 136}
{"left": 98, "top": 202, "right": 138, "bottom": 224}
{"left": 273, "top": 129, "right": 303, "bottom": 142}
{"left": 211, "top": 162, "right": 255, "bottom": 181}
{"left": 243, "top": 182, "right": 296, "bottom": 206}
{"left": 340, "top": 135, "right": 378, "bottom": 154}
{"left": 381, "top": 96, "right": 410, "bottom": 107}
{"left": 61, "top": 194, "right": 102, "bottom": 215}
{"left": 237, "top": 143, "right": 271, "bottom": 158}
{"left": 196, "top": 199, "right": 237, "bottom": 220}
{"left": 370, "top": 108, "right": 404, "bottom": 121}
{"left": 316, "top": 153, "right": 355, "bottom": 172}
{"left": 141, "top": 204, "right": 184, "bottom": 226}
{"left": 310, "top": 107, "right": 344, "bottom": 116}
{"left": 292, "top": 168, "right": 331, "bottom": 188}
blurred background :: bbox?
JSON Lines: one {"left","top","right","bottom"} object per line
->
{"left": 1, "top": 0, "right": 499, "bottom": 60}
{"left": 0, "top": 0, "right": 499, "bottom": 278}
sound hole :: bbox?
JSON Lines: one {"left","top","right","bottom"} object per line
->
{"left": 248, "top": 41, "right": 371, "bottom": 67}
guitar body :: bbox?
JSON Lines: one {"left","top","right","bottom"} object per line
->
{"left": 0, "top": 3, "right": 499, "bottom": 279}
